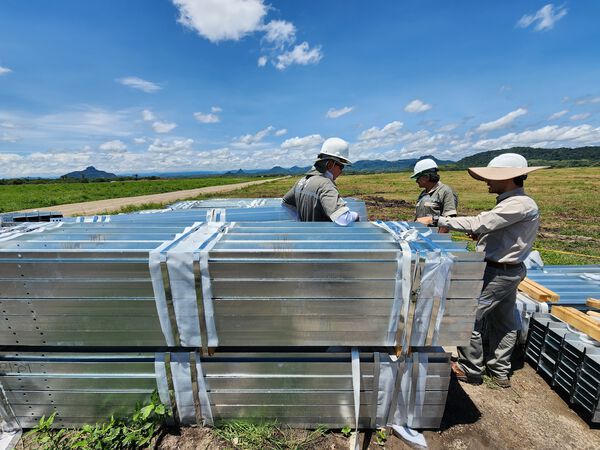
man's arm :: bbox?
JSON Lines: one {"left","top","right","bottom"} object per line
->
{"left": 282, "top": 185, "right": 296, "bottom": 208}
{"left": 319, "top": 182, "right": 359, "bottom": 226}
{"left": 441, "top": 188, "right": 458, "bottom": 217}
{"left": 438, "top": 198, "right": 529, "bottom": 234}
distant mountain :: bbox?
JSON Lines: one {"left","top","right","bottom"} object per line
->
{"left": 61, "top": 166, "right": 117, "bottom": 179}
{"left": 452, "top": 147, "right": 600, "bottom": 168}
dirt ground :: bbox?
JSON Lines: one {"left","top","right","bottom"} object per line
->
{"left": 157, "top": 349, "right": 600, "bottom": 450}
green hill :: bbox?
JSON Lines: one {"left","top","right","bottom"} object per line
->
{"left": 450, "top": 146, "right": 599, "bottom": 169}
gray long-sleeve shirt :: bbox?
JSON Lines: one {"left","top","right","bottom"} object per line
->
{"left": 438, "top": 187, "right": 540, "bottom": 264}
{"left": 415, "top": 181, "right": 458, "bottom": 219}
{"left": 282, "top": 168, "right": 349, "bottom": 222}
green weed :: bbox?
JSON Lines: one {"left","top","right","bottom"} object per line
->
{"left": 341, "top": 424, "right": 352, "bottom": 437}
{"left": 24, "top": 390, "right": 170, "bottom": 450}
{"left": 374, "top": 428, "right": 388, "bottom": 446}
{"left": 213, "top": 420, "right": 328, "bottom": 450}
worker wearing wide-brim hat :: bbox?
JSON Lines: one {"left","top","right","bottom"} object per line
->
{"left": 282, "top": 137, "right": 360, "bottom": 225}
{"left": 418, "top": 153, "right": 548, "bottom": 388}
{"left": 410, "top": 158, "right": 458, "bottom": 232}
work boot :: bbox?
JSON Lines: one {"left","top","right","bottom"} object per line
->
{"left": 490, "top": 376, "right": 511, "bottom": 388}
{"left": 451, "top": 361, "right": 482, "bottom": 385}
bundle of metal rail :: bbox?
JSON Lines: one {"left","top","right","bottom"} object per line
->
{"left": 0, "top": 215, "right": 485, "bottom": 432}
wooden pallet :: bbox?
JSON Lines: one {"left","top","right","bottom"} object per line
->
{"left": 518, "top": 277, "right": 560, "bottom": 303}
{"left": 552, "top": 306, "right": 600, "bottom": 342}
{"left": 586, "top": 298, "right": 600, "bottom": 309}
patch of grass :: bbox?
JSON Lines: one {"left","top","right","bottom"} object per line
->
{"left": 213, "top": 420, "right": 328, "bottom": 450}
{"left": 483, "top": 375, "right": 502, "bottom": 390}
{"left": 0, "top": 176, "right": 262, "bottom": 212}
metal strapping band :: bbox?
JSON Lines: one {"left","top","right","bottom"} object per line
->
{"left": 170, "top": 352, "right": 196, "bottom": 425}
{"left": 194, "top": 351, "right": 214, "bottom": 426}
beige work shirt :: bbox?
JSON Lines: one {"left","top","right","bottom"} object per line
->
{"left": 438, "top": 188, "right": 540, "bottom": 263}
{"left": 282, "top": 168, "right": 349, "bottom": 222}
{"left": 414, "top": 181, "right": 458, "bottom": 219}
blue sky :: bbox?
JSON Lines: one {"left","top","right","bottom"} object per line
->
{"left": 1, "top": 1, "right": 599, "bottom": 177}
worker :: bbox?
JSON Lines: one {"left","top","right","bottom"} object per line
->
{"left": 282, "top": 137, "right": 360, "bottom": 225}
{"left": 411, "top": 158, "right": 457, "bottom": 232}
{"left": 417, "top": 153, "right": 547, "bottom": 388}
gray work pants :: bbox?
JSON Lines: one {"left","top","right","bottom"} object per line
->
{"left": 457, "top": 263, "right": 526, "bottom": 379}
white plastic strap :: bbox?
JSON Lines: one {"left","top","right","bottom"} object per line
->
{"left": 148, "top": 224, "right": 202, "bottom": 346}
{"left": 170, "top": 352, "right": 196, "bottom": 425}
{"left": 199, "top": 223, "right": 230, "bottom": 347}
{"left": 206, "top": 208, "right": 226, "bottom": 222}
{"left": 167, "top": 222, "right": 225, "bottom": 347}
{"left": 194, "top": 351, "right": 214, "bottom": 426}
{"left": 154, "top": 353, "right": 172, "bottom": 408}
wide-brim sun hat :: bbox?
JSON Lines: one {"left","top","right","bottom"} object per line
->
{"left": 468, "top": 153, "right": 549, "bottom": 181}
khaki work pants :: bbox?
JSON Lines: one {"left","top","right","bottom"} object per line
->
{"left": 457, "top": 263, "right": 527, "bottom": 379}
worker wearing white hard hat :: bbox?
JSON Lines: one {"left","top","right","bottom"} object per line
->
{"left": 282, "top": 137, "right": 360, "bottom": 225}
{"left": 418, "top": 153, "right": 548, "bottom": 388}
{"left": 411, "top": 158, "right": 458, "bottom": 231}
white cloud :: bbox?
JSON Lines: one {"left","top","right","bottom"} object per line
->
{"left": 437, "top": 123, "right": 459, "bottom": 132}
{"left": 358, "top": 121, "right": 403, "bottom": 141}
{"left": 1, "top": 133, "right": 19, "bottom": 143}
{"left": 574, "top": 95, "right": 600, "bottom": 105}
{"left": 262, "top": 20, "right": 296, "bottom": 48}
{"left": 99, "top": 140, "right": 127, "bottom": 153}
{"left": 548, "top": 109, "right": 568, "bottom": 120}
{"left": 235, "top": 126, "right": 274, "bottom": 145}
{"left": 473, "top": 124, "right": 600, "bottom": 150}
{"left": 194, "top": 111, "right": 220, "bottom": 123}
{"left": 275, "top": 42, "right": 323, "bottom": 70}
{"left": 257, "top": 56, "right": 268, "bottom": 67}
{"left": 148, "top": 138, "right": 194, "bottom": 154}
{"left": 475, "top": 108, "right": 527, "bottom": 133}
{"left": 152, "top": 121, "right": 177, "bottom": 133}
{"left": 517, "top": 4, "right": 567, "bottom": 31}
{"left": 274, "top": 128, "right": 287, "bottom": 136}
{"left": 404, "top": 99, "right": 432, "bottom": 113}
{"left": 570, "top": 113, "right": 591, "bottom": 121}
{"left": 172, "top": 0, "right": 267, "bottom": 42}
{"left": 326, "top": 106, "right": 354, "bottom": 119}
{"left": 281, "top": 134, "right": 323, "bottom": 151}
{"left": 0, "top": 66, "right": 12, "bottom": 75}
{"left": 0, "top": 121, "right": 15, "bottom": 128}
{"left": 142, "top": 109, "right": 155, "bottom": 121}
{"left": 211, "top": 106, "right": 222, "bottom": 113}
{"left": 133, "top": 137, "right": 147, "bottom": 145}
{"left": 116, "top": 77, "right": 161, "bottom": 93}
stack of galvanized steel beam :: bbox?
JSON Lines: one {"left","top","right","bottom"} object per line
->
{"left": 0, "top": 203, "right": 485, "bottom": 432}
{"left": 525, "top": 313, "right": 600, "bottom": 423}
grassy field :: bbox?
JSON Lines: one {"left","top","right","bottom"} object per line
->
{"left": 0, "top": 176, "right": 258, "bottom": 212}
{"left": 189, "top": 167, "right": 599, "bottom": 265}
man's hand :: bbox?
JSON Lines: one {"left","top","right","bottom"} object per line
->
{"left": 416, "top": 216, "right": 433, "bottom": 226}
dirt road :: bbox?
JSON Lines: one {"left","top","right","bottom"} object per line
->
{"left": 18, "top": 177, "right": 288, "bottom": 217}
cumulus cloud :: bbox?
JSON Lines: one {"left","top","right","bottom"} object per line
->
{"left": 0, "top": 66, "right": 12, "bottom": 75}
{"left": 475, "top": 108, "right": 527, "bottom": 133}
{"left": 172, "top": 0, "right": 267, "bottom": 42}
{"left": 358, "top": 121, "right": 403, "bottom": 141}
{"left": 148, "top": 138, "right": 194, "bottom": 154}
{"left": 570, "top": 113, "right": 591, "bottom": 121}
{"left": 275, "top": 42, "right": 323, "bottom": 70}
{"left": 517, "top": 4, "right": 567, "bottom": 31}
{"left": 274, "top": 128, "right": 287, "bottom": 136}
{"left": 257, "top": 56, "right": 268, "bottom": 67}
{"left": 235, "top": 126, "right": 274, "bottom": 145}
{"left": 281, "top": 134, "right": 323, "bottom": 151}
{"left": 194, "top": 111, "right": 220, "bottom": 123}
{"left": 116, "top": 76, "right": 161, "bottom": 93}
{"left": 262, "top": 20, "right": 296, "bottom": 48}
{"left": 142, "top": 109, "right": 155, "bottom": 121}
{"left": 548, "top": 109, "right": 568, "bottom": 120}
{"left": 404, "top": 99, "right": 432, "bottom": 113}
{"left": 1, "top": 133, "right": 19, "bottom": 143}
{"left": 326, "top": 106, "right": 354, "bottom": 119}
{"left": 133, "top": 137, "right": 147, "bottom": 145}
{"left": 152, "top": 121, "right": 177, "bottom": 133}
{"left": 473, "top": 124, "right": 600, "bottom": 150}
{"left": 211, "top": 106, "right": 222, "bottom": 113}
{"left": 99, "top": 140, "right": 127, "bottom": 153}
{"left": 574, "top": 95, "right": 600, "bottom": 105}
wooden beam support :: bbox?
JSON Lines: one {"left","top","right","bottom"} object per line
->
{"left": 518, "top": 277, "right": 560, "bottom": 302}
{"left": 586, "top": 298, "right": 600, "bottom": 309}
{"left": 552, "top": 306, "right": 600, "bottom": 342}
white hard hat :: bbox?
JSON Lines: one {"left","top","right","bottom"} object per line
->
{"left": 317, "top": 137, "right": 353, "bottom": 165}
{"left": 410, "top": 158, "right": 438, "bottom": 178}
{"left": 468, "top": 153, "right": 549, "bottom": 181}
